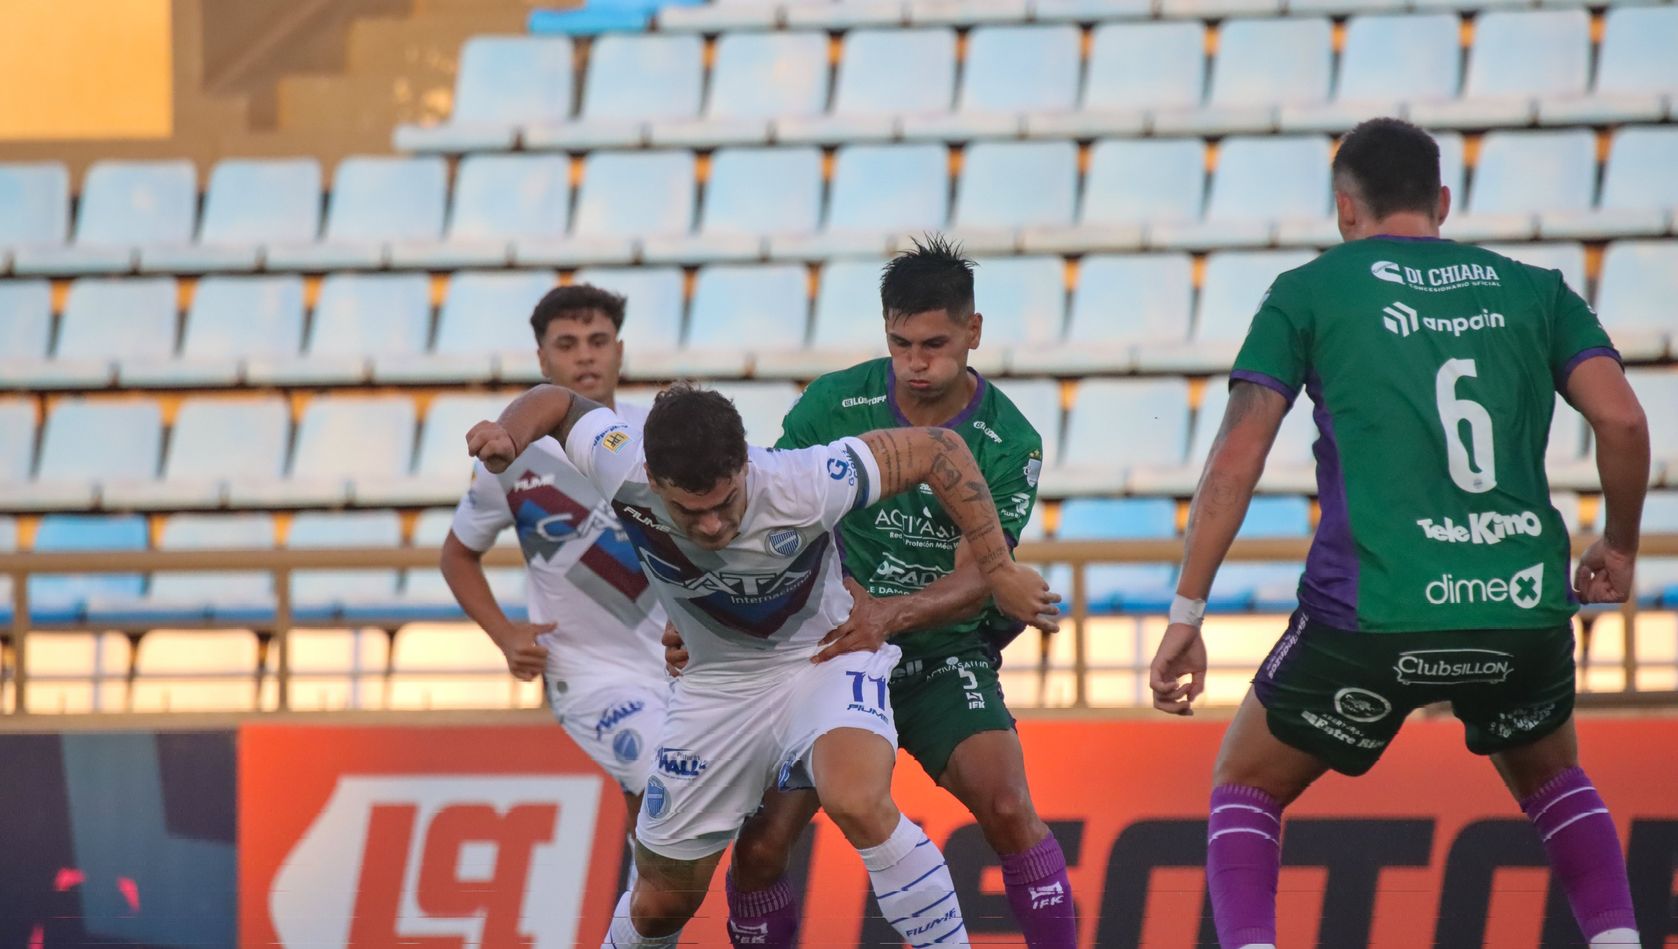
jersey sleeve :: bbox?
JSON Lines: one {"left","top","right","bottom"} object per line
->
{"left": 1548, "top": 271, "right": 1620, "bottom": 387}
{"left": 560, "top": 406, "right": 642, "bottom": 501}
{"left": 1231, "top": 275, "right": 1312, "bottom": 405}
{"left": 989, "top": 439, "right": 1043, "bottom": 548}
{"left": 448, "top": 463, "right": 514, "bottom": 552}
{"left": 773, "top": 384, "right": 825, "bottom": 451}
{"left": 813, "top": 436, "right": 884, "bottom": 530}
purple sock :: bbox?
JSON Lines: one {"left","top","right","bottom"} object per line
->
{"left": 1001, "top": 832, "right": 1078, "bottom": 948}
{"left": 1520, "top": 766, "right": 1639, "bottom": 940}
{"left": 1207, "top": 784, "right": 1282, "bottom": 948}
{"left": 725, "top": 872, "right": 800, "bottom": 948}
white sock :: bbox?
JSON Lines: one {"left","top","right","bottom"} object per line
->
{"left": 1237, "top": 944, "right": 1277, "bottom": 949}
{"left": 602, "top": 890, "right": 679, "bottom": 948}
{"left": 858, "top": 814, "right": 967, "bottom": 947}
{"left": 1590, "top": 928, "right": 1640, "bottom": 946}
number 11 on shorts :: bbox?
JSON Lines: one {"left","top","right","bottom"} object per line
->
{"left": 847, "top": 670, "right": 888, "bottom": 710}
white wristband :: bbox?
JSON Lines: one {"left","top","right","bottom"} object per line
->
{"left": 1169, "top": 594, "right": 1207, "bottom": 628}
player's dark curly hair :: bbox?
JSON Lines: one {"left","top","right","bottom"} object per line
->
{"left": 879, "top": 233, "right": 976, "bottom": 322}
{"left": 643, "top": 383, "right": 748, "bottom": 492}
{"left": 530, "top": 283, "right": 627, "bottom": 342}
{"left": 1333, "top": 118, "right": 1443, "bottom": 220}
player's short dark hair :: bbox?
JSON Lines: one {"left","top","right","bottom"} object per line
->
{"left": 643, "top": 382, "right": 748, "bottom": 492}
{"left": 879, "top": 234, "right": 976, "bottom": 322}
{"left": 1333, "top": 118, "right": 1443, "bottom": 220}
{"left": 529, "top": 283, "right": 627, "bottom": 342}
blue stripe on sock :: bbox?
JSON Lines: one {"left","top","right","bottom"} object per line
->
{"left": 879, "top": 861, "right": 947, "bottom": 898}
{"left": 888, "top": 889, "right": 956, "bottom": 925}
{"left": 911, "top": 923, "right": 968, "bottom": 947}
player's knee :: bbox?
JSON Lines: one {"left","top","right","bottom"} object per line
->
{"left": 821, "top": 784, "right": 899, "bottom": 846}
{"left": 631, "top": 883, "right": 704, "bottom": 937}
{"left": 730, "top": 828, "right": 795, "bottom": 890}
{"left": 974, "top": 783, "right": 1046, "bottom": 853}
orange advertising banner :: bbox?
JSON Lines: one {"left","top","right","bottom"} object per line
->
{"left": 239, "top": 716, "right": 1678, "bottom": 947}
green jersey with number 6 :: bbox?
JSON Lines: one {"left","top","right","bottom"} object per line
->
{"left": 1233, "top": 237, "right": 1618, "bottom": 633}
{"left": 775, "top": 358, "right": 1044, "bottom": 662}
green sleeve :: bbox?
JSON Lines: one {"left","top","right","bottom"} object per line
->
{"left": 1547, "top": 270, "right": 1619, "bottom": 386}
{"left": 1230, "top": 274, "right": 1313, "bottom": 403}
{"left": 774, "top": 384, "right": 827, "bottom": 450}
{"left": 987, "top": 439, "right": 1043, "bottom": 546}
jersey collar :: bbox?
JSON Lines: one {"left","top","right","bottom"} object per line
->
{"left": 886, "top": 365, "right": 987, "bottom": 430}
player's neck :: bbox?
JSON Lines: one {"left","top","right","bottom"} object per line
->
{"left": 1362, "top": 211, "right": 1441, "bottom": 240}
{"left": 895, "top": 371, "right": 978, "bottom": 428}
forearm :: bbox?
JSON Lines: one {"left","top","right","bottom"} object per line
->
{"left": 440, "top": 539, "right": 516, "bottom": 643}
{"left": 862, "top": 427, "right": 1014, "bottom": 577}
{"left": 1594, "top": 412, "right": 1649, "bottom": 553}
{"left": 878, "top": 565, "right": 990, "bottom": 636}
{"left": 495, "top": 384, "right": 578, "bottom": 453}
{"left": 1176, "top": 453, "right": 1264, "bottom": 600}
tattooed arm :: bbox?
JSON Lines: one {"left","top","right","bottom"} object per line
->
{"left": 855, "top": 427, "right": 1056, "bottom": 626}
{"left": 465, "top": 383, "right": 605, "bottom": 474}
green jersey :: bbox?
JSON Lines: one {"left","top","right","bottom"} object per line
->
{"left": 776, "top": 359, "right": 1044, "bottom": 661}
{"left": 1234, "top": 236, "right": 1617, "bottom": 633}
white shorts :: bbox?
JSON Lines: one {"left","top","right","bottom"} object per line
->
{"left": 549, "top": 675, "right": 671, "bottom": 796}
{"left": 636, "top": 645, "right": 902, "bottom": 861}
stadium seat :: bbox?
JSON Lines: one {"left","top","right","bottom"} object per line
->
{"left": 1159, "top": 17, "right": 1331, "bottom": 135}
{"left": 105, "top": 396, "right": 291, "bottom": 510}
{"left": 22, "top": 631, "right": 131, "bottom": 713}
{"left": 780, "top": 258, "right": 890, "bottom": 377}
{"left": 0, "top": 163, "right": 70, "bottom": 256}
{"left": 1049, "top": 498, "right": 1177, "bottom": 612}
{"left": 645, "top": 147, "right": 822, "bottom": 263}
{"left": 287, "top": 511, "right": 403, "bottom": 622}
{"left": 132, "top": 514, "right": 277, "bottom": 625}
{"left": 1595, "top": 241, "right": 1678, "bottom": 363}
{"left": 779, "top": 28, "right": 957, "bottom": 144}
{"left": 1543, "top": 128, "right": 1678, "bottom": 242}
{"left": 128, "top": 630, "right": 264, "bottom": 712}
{"left": 121, "top": 275, "right": 306, "bottom": 387}
{"left": 395, "top": 35, "right": 575, "bottom": 152}
{"left": 969, "top": 256, "right": 1066, "bottom": 363}
{"left": 14, "top": 398, "right": 163, "bottom": 512}
{"left": 229, "top": 395, "right": 415, "bottom": 508}
{"left": 1454, "top": 130, "right": 1595, "bottom": 243}
{"left": 1539, "top": 6, "right": 1678, "bottom": 127}
{"left": 709, "top": 381, "right": 803, "bottom": 446}
{"left": 267, "top": 156, "right": 447, "bottom": 270}
{"left": 782, "top": 144, "right": 948, "bottom": 259}
{"left": 265, "top": 627, "right": 390, "bottom": 711}
{"left": 653, "top": 31, "right": 828, "bottom": 147}
{"left": 686, "top": 264, "right": 810, "bottom": 375}
{"left": 903, "top": 25, "right": 1081, "bottom": 140}
{"left": 405, "top": 269, "right": 557, "bottom": 385}
{"left": 1210, "top": 495, "right": 1309, "bottom": 611}
{"left": 141, "top": 158, "right": 322, "bottom": 273}
{"left": 1157, "top": 136, "right": 1329, "bottom": 249}
{"left": 1479, "top": 242, "right": 1587, "bottom": 297}
{"left": 14, "top": 160, "right": 195, "bottom": 276}
{"left": 2, "top": 276, "right": 177, "bottom": 389}
{"left": 525, "top": 33, "right": 703, "bottom": 150}
{"left": 358, "top": 392, "right": 511, "bottom": 507}
{"left": 953, "top": 141, "right": 1079, "bottom": 242}
{"left": 1131, "top": 375, "right": 1317, "bottom": 495}
{"left": 28, "top": 514, "right": 149, "bottom": 625}
{"left": 1051, "top": 378, "right": 1191, "bottom": 495}
{"left": 1625, "top": 369, "right": 1678, "bottom": 484}
{"left": 1024, "top": 138, "right": 1202, "bottom": 255}
{"left": 0, "top": 279, "right": 53, "bottom": 370}
{"left": 1282, "top": 13, "right": 1460, "bottom": 132}
{"left": 552, "top": 150, "right": 695, "bottom": 266}
{"left": 249, "top": 272, "right": 431, "bottom": 386}
{"left": 1547, "top": 393, "right": 1596, "bottom": 491}
{"left": 391, "top": 154, "right": 571, "bottom": 269}
{"left": 1015, "top": 253, "right": 1194, "bottom": 374}
{"left": 1412, "top": 9, "right": 1589, "bottom": 129}
{"left": 572, "top": 266, "right": 686, "bottom": 376}
{"left": 0, "top": 398, "right": 34, "bottom": 486}
{"left": 388, "top": 623, "right": 537, "bottom": 710}
{"left": 1001, "top": 378, "right": 1063, "bottom": 469}
{"left": 1029, "top": 22, "right": 1203, "bottom": 138}
{"left": 402, "top": 508, "right": 525, "bottom": 616}
{"left": 1137, "top": 249, "right": 1314, "bottom": 372}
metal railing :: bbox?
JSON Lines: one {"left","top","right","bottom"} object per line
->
{"left": 3, "top": 534, "right": 1675, "bottom": 714}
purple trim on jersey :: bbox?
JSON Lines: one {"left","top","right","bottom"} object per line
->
{"left": 887, "top": 364, "right": 988, "bottom": 429}
{"left": 1371, "top": 234, "right": 1451, "bottom": 243}
{"left": 1229, "top": 370, "right": 1299, "bottom": 408}
{"left": 1298, "top": 372, "right": 1360, "bottom": 630}
{"left": 1558, "top": 347, "right": 1622, "bottom": 387}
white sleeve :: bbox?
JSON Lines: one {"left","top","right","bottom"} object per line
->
{"left": 449, "top": 463, "right": 514, "bottom": 552}
{"left": 561, "top": 406, "right": 642, "bottom": 501}
{"left": 815, "top": 436, "right": 883, "bottom": 531}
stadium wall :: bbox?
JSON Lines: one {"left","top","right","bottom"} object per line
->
{"left": 4, "top": 717, "right": 1677, "bottom": 946}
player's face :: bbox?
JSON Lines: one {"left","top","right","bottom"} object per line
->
{"left": 537, "top": 311, "right": 623, "bottom": 404}
{"left": 650, "top": 468, "right": 749, "bottom": 551}
{"left": 885, "top": 308, "right": 980, "bottom": 403}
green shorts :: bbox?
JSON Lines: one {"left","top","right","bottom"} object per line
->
{"left": 1253, "top": 610, "right": 1577, "bottom": 776}
{"left": 889, "top": 646, "right": 1016, "bottom": 781}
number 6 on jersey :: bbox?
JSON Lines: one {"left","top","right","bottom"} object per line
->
{"left": 1436, "top": 358, "right": 1497, "bottom": 494}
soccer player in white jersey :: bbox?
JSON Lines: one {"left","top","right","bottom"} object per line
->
{"left": 439, "top": 284, "right": 669, "bottom": 834}
{"left": 467, "top": 382, "right": 1058, "bottom": 949}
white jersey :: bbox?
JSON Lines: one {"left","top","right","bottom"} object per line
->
{"left": 451, "top": 402, "right": 666, "bottom": 682}
{"left": 563, "top": 407, "right": 882, "bottom": 684}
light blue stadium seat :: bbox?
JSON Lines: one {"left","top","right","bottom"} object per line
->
{"left": 1081, "top": 139, "right": 1206, "bottom": 227}
{"left": 403, "top": 509, "right": 524, "bottom": 612}
{"left": 1466, "top": 10, "right": 1591, "bottom": 101}
{"left": 832, "top": 28, "right": 958, "bottom": 117}
{"left": 955, "top": 142, "right": 1078, "bottom": 232}
{"left": 804, "top": 259, "right": 891, "bottom": 372}
{"left": 687, "top": 264, "right": 810, "bottom": 349}
{"left": 826, "top": 144, "right": 949, "bottom": 237}
{"left": 708, "top": 31, "right": 829, "bottom": 120}
{"left": 1208, "top": 18, "right": 1333, "bottom": 109}
{"left": 312, "top": 273, "right": 432, "bottom": 359}
{"left": 139, "top": 514, "right": 277, "bottom": 624}
{"left": 1211, "top": 496, "right": 1308, "bottom": 611}
{"left": 1625, "top": 369, "right": 1678, "bottom": 480}
{"left": 701, "top": 147, "right": 823, "bottom": 236}
{"left": 13, "top": 161, "right": 195, "bottom": 276}
{"left": 141, "top": 159, "right": 322, "bottom": 273}
{"left": 29, "top": 515, "right": 150, "bottom": 623}
{"left": 1206, "top": 136, "right": 1332, "bottom": 222}
{"left": 971, "top": 256, "right": 1066, "bottom": 347}
{"left": 581, "top": 34, "right": 704, "bottom": 122}
{"left": 399, "top": 36, "right": 575, "bottom": 152}
{"left": 0, "top": 280, "right": 53, "bottom": 362}
{"left": 1595, "top": 7, "right": 1678, "bottom": 96}
{"left": 1002, "top": 379, "right": 1063, "bottom": 468}
{"left": 1336, "top": 14, "right": 1460, "bottom": 106}
{"left": 1052, "top": 498, "right": 1178, "bottom": 612}
{"left": 1150, "top": 374, "right": 1317, "bottom": 496}
{"left": 415, "top": 394, "right": 513, "bottom": 481}
{"left": 960, "top": 26, "right": 1080, "bottom": 114}
{"left": 1602, "top": 128, "right": 1678, "bottom": 213}
{"left": 429, "top": 269, "right": 557, "bottom": 365}
{"left": 54, "top": 278, "right": 179, "bottom": 385}
{"left": 120, "top": 275, "right": 304, "bottom": 388}
{"left": 1479, "top": 242, "right": 1586, "bottom": 298}
{"left": 449, "top": 154, "right": 571, "bottom": 241}
{"left": 1083, "top": 22, "right": 1206, "bottom": 113}
{"left": 1467, "top": 130, "right": 1596, "bottom": 217}
{"left": 572, "top": 266, "right": 686, "bottom": 360}
{"left": 227, "top": 395, "right": 415, "bottom": 508}
{"left": 528, "top": 5, "right": 655, "bottom": 37}
{"left": 708, "top": 381, "right": 803, "bottom": 446}
{"left": 288, "top": 511, "right": 404, "bottom": 621}
{"left": 1196, "top": 250, "right": 1316, "bottom": 345}
{"left": 573, "top": 150, "right": 696, "bottom": 238}
{"left": 128, "top": 397, "right": 291, "bottom": 511}
{"left": 1053, "top": 378, "right": 1191, "bottom": 495}
{"left": 35, "top": 398, "right": 163, "bottom": 491}
{"left": 1596, "top": 241, "right": 1678, "bottom": 359}
{"left": 267, "top": 157, "right": 447, "bottom": 271}
{"left": 0, "top": 163, "right": 69, "bottom": 248}
{"left": 1069, "top": 254, "right": 1194, "bottom": 344}
{"left": 0, "top": 398, "right": 34, "bottom": 483}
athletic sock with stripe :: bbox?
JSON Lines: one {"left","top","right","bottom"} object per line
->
{"left": 859, "top": 814, "right": 969, "bottom": 948}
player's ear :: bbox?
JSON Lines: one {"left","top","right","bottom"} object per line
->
{"left": 1436, "top": 185, "right": 1451, "bottom": 226}
{"left": 967, "top": 311, "right": 983, "bottom": 351}
{"left": 1334, "top": 189, "right": 1357, "bottom": 230}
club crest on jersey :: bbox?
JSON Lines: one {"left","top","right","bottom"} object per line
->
{"left": 765, "top": 528, "right": 802, "bottom": 557}
{"left": 1024, "top": 453, "right": 1042, "bottom": 488}
{"left": 645, "top": 776, "right": 669, "bottom": 818}
{"left": 612, "top": 729, "right": 643, "bottom": 764}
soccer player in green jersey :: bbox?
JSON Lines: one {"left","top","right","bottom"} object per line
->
{"left": 1149, "top": 118, "right": 1649, "bottom": 949}
{"left": 669, "top": 236, "right": 1075, "bottom": 947}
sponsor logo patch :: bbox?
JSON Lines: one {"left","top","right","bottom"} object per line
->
{"left": 1371, "top": 260, "right": 1502, "bottom": 292}
{"left": 656, "top": 747, "right": 710, "bottom": 780}
{"left": 1333, "top": 687, "right": 1394, "bottom": 723}
{"left": 593, "top": 700, "right": 645, "bottom": 739}
{"left": 1424, "top": 564, "right": 1544, "bottom": 609}
{"left": 1383, "top": 301, "right": 1507, "bottom": 338}
{"left": 1394, "top": 648, "right": 1516, "bottom": 686}
{"left": 1417, "top": 511, "right": 1543, "bottom": 545}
